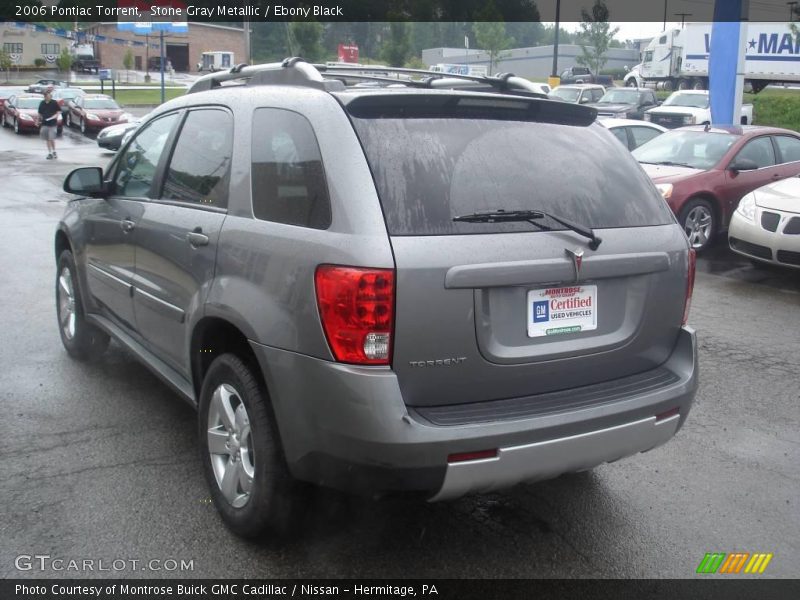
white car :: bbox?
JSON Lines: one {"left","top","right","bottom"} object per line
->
{"left": 729, "top": 177, "right": 800, "bottom": 270}
{"left": 644, "top": 90, "right": 754, "bottom": 129}
{"left": 548, "top": 84, "right": 605, "bottom": 105}
{"left": 598, "top": 118, "right": 667, "bottom": 151}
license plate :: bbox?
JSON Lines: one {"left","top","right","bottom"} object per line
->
{"left": 527, "top": 285, "right": 597, "bottom": 337}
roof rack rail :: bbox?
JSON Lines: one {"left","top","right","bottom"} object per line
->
{"left": 187, "top": 58, "right": 546, "bottom": 98}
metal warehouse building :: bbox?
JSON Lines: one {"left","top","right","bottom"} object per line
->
{"left": 423, "top": 44, "right": 641, "bottom": 78}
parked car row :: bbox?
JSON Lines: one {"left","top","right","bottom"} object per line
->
{"left": 1, "top": 84, "right": 134, "bottom": 144}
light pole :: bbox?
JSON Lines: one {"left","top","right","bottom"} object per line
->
{"left": 788, "top": 2, "right": 798, "bottom": 21}
{"left": 675, "top": 13, "right": 692, "bottom": 27}
{"left": 551, "top": 0, "right": 561, "bottom": 83}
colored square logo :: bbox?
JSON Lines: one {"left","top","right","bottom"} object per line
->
{"left": 533, "top": 301, "right": 549, "bottom": 323}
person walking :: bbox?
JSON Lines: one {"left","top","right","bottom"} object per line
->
{"left": 37, "top": 88, "right": 60, "bottom": 159}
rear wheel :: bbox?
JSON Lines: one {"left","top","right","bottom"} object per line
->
{"left": 56, "top": 250, "right": 110, "bottom": 361}
{"left": 14, "top": 118, "right": 20, "bottom": 134}
{"left": 65, "top": 113, "right": 71, "bottom": 128}
{"left": 199, "top": 353, "right": 304, "bottom": 538}
{"left": 692, "top": 78, "right": 707, "bottom": 91}
{"left": 679, "top": 198, "right": 716, "bottom": 251}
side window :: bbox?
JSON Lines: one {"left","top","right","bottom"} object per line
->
{"left": 774, "top": 135, "right": 800, "bottom": 164}
{"left": 629, "top": 126, "right": 662, "bottom": 149}
{"left": 609, "top": 127, "right": 630, "bottom": 148}
{"left": 250, "top": 108, "right": 331, "bottom": 229}
{"left": 114, "top": 113, "right": 178, "bottom": 198}
{"left": 560, "top": 69, "right": 570, "bottom": 79}
{"left": 735, "top": 137, "right": 776, "bottom": 169}
{"left": 162, "top": 109, "right": 233, "bottom": 208}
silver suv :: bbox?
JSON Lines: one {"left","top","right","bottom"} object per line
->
{"left": 55, "top": 60, "right": 698, "bottom": 537}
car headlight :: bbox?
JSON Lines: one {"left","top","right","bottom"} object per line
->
{"left": 683, "top": 115, "right": 696, "bottom": 124}
{"left": 735, "top": 193, "right": 757, "bottom": 222}
{"left": 19, "top": 113, "right": 33, "bottom": 121}
{"left": 120, "top": 113, "right": 133, "bottom": 122}
{"left": 644, "top": 113, "right": 652, "bottom": 121}
{"left": 87, "top": 113, "right": 99, "bottom": 121}
{"left": 655, "top": 183, "right": 673, "bottom": 199}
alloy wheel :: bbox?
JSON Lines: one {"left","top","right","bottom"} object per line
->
{"left": 57, "top": 266, "right": 77, "bottom": 340}
{"left": 207, "top": 383, "right": 255, "bottom": 508}
{"left": 684, "top": 205, "right": 713, "bottom": 249}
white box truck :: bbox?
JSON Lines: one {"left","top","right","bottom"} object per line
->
{"left": 640, "top": 22, "right": 800, "bottom": 93}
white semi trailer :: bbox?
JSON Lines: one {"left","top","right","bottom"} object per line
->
{"left": 640, "top": 22, "right": 800, "bottom": 93}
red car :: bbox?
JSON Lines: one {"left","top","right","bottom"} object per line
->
{"left": 633, "top": 125, "right": 800, "bottom": 250}
{"left": 51, "top": 87, "right": 84, "bottom": 120}
{"left": 68, "top": 94, "right": 131, "bottom": 134}
{"left": 1, "top": 94, "right": 63, "bottom": 135}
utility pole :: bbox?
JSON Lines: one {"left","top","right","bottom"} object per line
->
{"left": 663, "top": 0, "right": 668, "bottom": 31}
{"left": 789, "top": 2, "right": 798, "bottom": 21}
{"left": 551, "top": 0, "right": 561, "bottom": 83}
{"left": 675, "top": 13, "right": 692, "bottom": 27}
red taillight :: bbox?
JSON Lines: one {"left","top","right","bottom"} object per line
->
{"left": 314, "top": 265, "right": 395, "bottom": 365}
{"left": 682, "top": 249, "right": 696, "bottom": 326}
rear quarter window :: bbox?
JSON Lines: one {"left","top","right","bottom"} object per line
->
{"left": 350, "top": 116, "right": 674, "bottom": 235}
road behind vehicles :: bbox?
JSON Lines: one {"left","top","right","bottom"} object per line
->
{"left": 1, "top": 94, "right": 62, "bottom": 134}
{"left": 55, "top": 60, "right": 697, "bottom": 539}
{"left": 67, "top": 94, "right": 132, "bottom": 133}
{"left": 599, "top": 118, "right": 666, "bottom": 151}
{"left": 558, "top": 66, "right": 613, "bottom": 86}
{"left": 729, "top": 175, "right": 800, "bottom": 269}
{"left": 633, "top": 125, "right": 800, "bottom": 251}
{"left": 588, "top": 87, "right": 659, "bottom": 120}
{"left": 644, "top": 91, "right": 753, "bottom": 129}
{"left": 548, "top": 84, "right": 605, "bottom": 104}
{"left": 640, "top": 22, "right": 800, "bottom": 92}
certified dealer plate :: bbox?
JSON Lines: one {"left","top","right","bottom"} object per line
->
{"left": 528, "top": 285, "right": 597, "bottom": 337}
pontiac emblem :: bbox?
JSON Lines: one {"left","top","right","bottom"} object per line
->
{"left": 565, "top": 247, "right": 585, "bottom": 283}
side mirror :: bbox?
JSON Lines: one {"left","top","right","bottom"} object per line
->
{"left": 63, "top": 167, "right": 108, "bottom": 197}
{"left": 728, "top": 158, "right": 759, "bottom": 172}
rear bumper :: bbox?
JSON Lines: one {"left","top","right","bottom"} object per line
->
{"left": 250, "top": 326, "right": 697, "bottom": 499}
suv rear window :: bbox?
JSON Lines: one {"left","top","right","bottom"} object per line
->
{"left": 350, "top": 116, "right": 674, "bottom": 236}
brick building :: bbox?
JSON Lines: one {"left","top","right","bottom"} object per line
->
{"left": 86, "top": 22, "right": 246, "bottom": 73}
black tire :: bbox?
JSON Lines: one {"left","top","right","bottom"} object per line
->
{"left": 199, "top": 353, "right": 303, "bottom": 538}
{"left": 65, "top": 113, "right": 71, "bottom": 128}
{"left": 679, "top": 198, "right": 716, "bottom": 252}
{"left": 14, "top": 118, "right": 20, "bottom": 134}
{"left": 625, "top": 78, "right": 637, "bottom": 88}
{"left": 0, "top": 112, "right": 5, "bottom": 128}
{"left": 56, "top": 250, "right": 110, "bottom": 361}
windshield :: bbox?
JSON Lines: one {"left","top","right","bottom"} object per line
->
{"left": 549, "top": 88, "right": 580, "bottom": 102}
{"left": 633, "top": 130, "right": 738, "bottom": 170}
{"left": 17, "top": 98, "right": 41, "bottom": 109}
{"left": 598, "top": 89, "right": 640, "bottom": 103}
{"left": 663, "top": 93, "right": 709, "bottom": 109}
{"left": 57, "top": 90, "right": 81, "bottom": 100}
{"left": 350, "top": 117, "right": 673, "bottom": 235}
{"left": 85, "top": 99, "right": 120, "bottom": 110}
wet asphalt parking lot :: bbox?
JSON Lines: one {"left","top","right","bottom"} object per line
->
{"left": 0, "top": 112, "right": 798, "bottom": 579}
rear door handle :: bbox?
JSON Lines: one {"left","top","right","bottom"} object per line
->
{"left": 187, "top": 230, "right": 209, "bottom": 247}
{"left": 120, "top": 219, "right": 135, "bottom": 232}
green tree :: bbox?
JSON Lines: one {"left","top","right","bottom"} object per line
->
{"left": 381, "top": 22, "right": 411, "bottom": 67}
{"left": 472, "top": 1, "right": 515, "bottom": 75}
{"left": 0, "top": 49, "right": 11, "bottom": 82}
{"left": 123, "top": 48, "right": 133, "bottom": 82}
{"left": 56, "top": 48, "right": 72, "bottom": 72}
{"left": 575, "top": 0, "right": 620, "bottom": 75}
{"left": 289, "top": 21, "right": 325, "bottom": 62}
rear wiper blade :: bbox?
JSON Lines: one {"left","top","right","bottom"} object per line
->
{"left": 453, "top": 209, "right": 602, "bottom": 250}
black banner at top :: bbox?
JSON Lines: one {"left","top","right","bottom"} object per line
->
{"left": 0, "top": 0, "right": 796, "bottom": 23}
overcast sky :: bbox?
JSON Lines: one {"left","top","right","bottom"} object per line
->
{"left": 556, "top": 21, "right": 682, "bottom": 42}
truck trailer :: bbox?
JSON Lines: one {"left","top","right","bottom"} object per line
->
{"left": 640, "top": 22, "right": 800, "bottom": 93}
